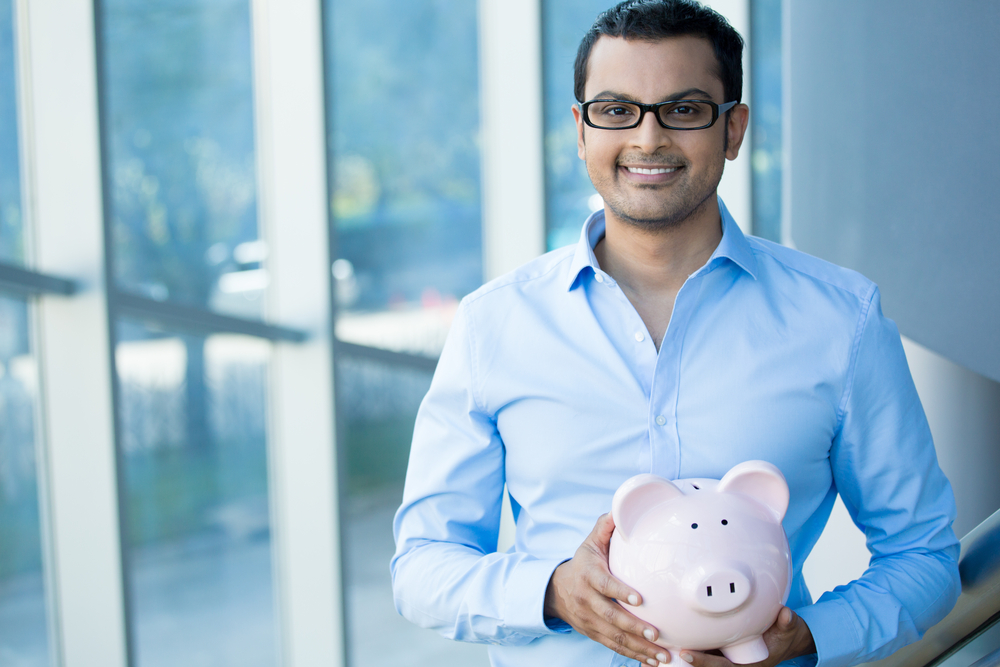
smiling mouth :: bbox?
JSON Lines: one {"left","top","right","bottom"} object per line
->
{"left": 623, "top": 166, "right": 680, "bottom": 175}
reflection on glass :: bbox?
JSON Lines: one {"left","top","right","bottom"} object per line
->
{"left": 0, "top": 295, "right": 52, "bottom": 666}
{"left": 100, "top": 0, "right": 264, "bottom": 318}
{"left": 750, "top": 0, "right": 782, "bottom": 242}
{"left": 336, "top": 356, "right": 487, "bottom": 666}
{"left": 0, "top": 0, "right": 24, "bottom": 265}
{"left": 543, "top": 0, "right": 609, "bottom": 251}
{"left": 116, "top": 321, "right": 277, "bottom": 667}
{"left": 325, "top": 0, "right": 481, "bottom": 356}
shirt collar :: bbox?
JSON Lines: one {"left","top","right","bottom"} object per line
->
{"left": 564, "top": 196, "right": 758, "bottom": 291}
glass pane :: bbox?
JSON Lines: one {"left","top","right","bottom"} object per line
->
{"left": 100, "top": 0, "right": 265, "bottom": 319}
{"left": 0, "top": 0, "right": 24, "bottom": 265}
{"left": 0, "top": 295, "right": 53, "bottom": 666}
{"left": 325, "top": 0, "right": 481, "bottom": 358}
{"left": 336, "top": 355, "right": 487, "bottom": 666}
{"left": 542, "top": 0, "right": 609, "bottom": 251}
{"left": 751, "top": 0, "right": 782, "bottom": 242}
{"left": 116, "top": 321, "right": 277, "bottom": 667}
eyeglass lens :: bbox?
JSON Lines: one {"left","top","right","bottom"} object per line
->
{"left": 586, "top": 100, "right": 715, "bottom": 129}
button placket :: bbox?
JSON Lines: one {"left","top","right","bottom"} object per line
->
{"left": 648, "top": 272, "right": 704, "bottom": 479}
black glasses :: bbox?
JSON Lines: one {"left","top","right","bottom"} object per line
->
{"left": 581, "top": 99, "right": 737, "bottom": 130}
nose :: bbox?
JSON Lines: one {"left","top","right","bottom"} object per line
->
{"left": 631, "top": 109, "right": 673, "bottom": 153}
{"left": 687, "top": 564, "right": 752, "bottom": 614}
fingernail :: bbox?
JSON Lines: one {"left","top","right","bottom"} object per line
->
{"left": 643, "top": 628, "right": 655, "bottom": 640}
{"left": 647, "top": 660, "right": 657, "bottom": 666}
{"left": 657, "top": 653, "right": 669, "bottom": 663}
{"left": 628, "top": 594, "right": 639, "bottom": 605}
{"left": 682, "top": 654, "right": 694, "bottom": 664}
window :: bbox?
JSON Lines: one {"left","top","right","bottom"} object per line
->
{"left": 542, "top": 0, "right": 610, "bottom": 250}
{"left": 97, "top": 0, "right": 279, "bottom": 663}
{"left": 0, "top": 2, "right": 55, "bottom": 663}
{"left": 750, "top": 0, "right": 782, "bottom": 241}
{"left": 323, "top": 0, "right": 487, "bottom": 664}
{"left": 0, "top": 0, "right": 23, "bottom": 264}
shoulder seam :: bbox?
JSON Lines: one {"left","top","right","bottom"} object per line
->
{"left": 748, "top": 240, "right": 872, "bottom": 301}
{"left": 835, "top": 283, "right": 879, "bottom": 432}
{"left": 461, "top": 299, "right": 487, "bottom": 415}
{"left": 463, "top": 250, "right": 574, "bottom": 306}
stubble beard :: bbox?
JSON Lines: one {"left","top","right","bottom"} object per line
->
{"left": 590, "top": 149, "right": 726, "bottom": 233}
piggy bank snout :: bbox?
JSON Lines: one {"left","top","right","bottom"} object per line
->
{"left": 685, "top": 563, "right": 752, "bottom": 614}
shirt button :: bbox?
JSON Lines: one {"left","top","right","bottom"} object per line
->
{"left": 656, "top": 415, "right": 666, "bottom": 426}
{"left": 594, "top": 273, "right": 604, "bottom": 283}
{"left": 634, "top": 331, "right": 644, "bottom": 342}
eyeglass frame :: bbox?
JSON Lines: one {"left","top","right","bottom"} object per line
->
{"left": 580, "top": 98, "right": 738, "bottom": 131}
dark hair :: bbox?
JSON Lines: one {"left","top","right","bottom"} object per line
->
{"left": 574, "top": 0, "right": 744, "bottom": 105}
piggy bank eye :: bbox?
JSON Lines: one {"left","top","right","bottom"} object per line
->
{"left": 721, "top": 519, "right": 728, "bottom": 526}
{"left": 691, "top": 523, "right": 699, "bottom": 529}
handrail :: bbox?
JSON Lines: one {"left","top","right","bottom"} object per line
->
{"left": 0, "top": 261, "right": 77, "bottom": 296}
{"left": 864, "top": 507, "right": 1000, "bottom": 666}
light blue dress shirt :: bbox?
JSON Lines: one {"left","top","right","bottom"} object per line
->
{"left": 392, "top": 200, "right": 960, "bottom": 667}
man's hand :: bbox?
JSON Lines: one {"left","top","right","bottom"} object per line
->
{"left": 544, "top": 513, "right": 671, "bottom": 666}
{"left": 676, "top": 607, "right": 816, "bottom": 666}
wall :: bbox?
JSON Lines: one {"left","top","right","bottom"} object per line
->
{"left": 789, "top": 0, "right": 1000, "bottom": 596}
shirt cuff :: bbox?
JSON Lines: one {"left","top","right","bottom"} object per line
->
{"left": 795, "top": 599, "right": 862, "bottom": 667}
{"left": 503, "top": 557, "right": 570, "bottom": 636}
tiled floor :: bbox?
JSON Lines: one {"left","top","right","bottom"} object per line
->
{"left": 0, "top": 489, "right": 491, "bottom": 667}
{"left": 344, "top": 486, "right": 490, "bottom": 666}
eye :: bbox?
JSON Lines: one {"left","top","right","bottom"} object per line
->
{"left": 691, "top": 523, "right": 699, "bottom": 529}
{"left": 603, "top": 104, "right": 635, "bottom": 117}
{"left": 721, "top": 519, "right": 728, "bottom": 526}
{"left": 670, "top": 104, "right": 697, "bottom": 115}
{"left": 590, "top": 101, "right": 638, "bottom": 119}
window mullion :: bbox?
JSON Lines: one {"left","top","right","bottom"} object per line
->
{"left": 23, "top": 0, "right": 130, "bottom": 666}
{"left": 251, "top": 2, "right": 344, "bottom": 665}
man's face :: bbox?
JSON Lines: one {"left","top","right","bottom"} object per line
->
{"left": 572, "top": 35, "right": 748, "bottom": 231}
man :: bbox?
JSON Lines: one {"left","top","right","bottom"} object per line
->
{"left": 392, "top": 1, "right": 960, "bottom": 665}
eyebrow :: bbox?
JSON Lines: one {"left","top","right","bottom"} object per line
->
{"left": 588, "top": 88, "right": 717, "bottom": 102}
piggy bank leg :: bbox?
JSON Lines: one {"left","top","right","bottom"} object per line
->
{"left": 720, "top": 635, "right": 768, "bottom": 664}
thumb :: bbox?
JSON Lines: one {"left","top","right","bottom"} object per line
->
{"left": 777, "top": 606, "right": 794, "bottom": 630}
{"left": 593, "top": 513, "right": 617, "bottom": 545}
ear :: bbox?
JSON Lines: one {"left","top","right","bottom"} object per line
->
{"left": 572, "top": 103, "right": 587, "bottom": 159}
{"left": 612, "top": 474, "right": 684, "bottom": 541}
{"left": 724, "top": 103, "right": 750, "bottom": 161}
{"left": 717, "top": 460, "right": 789, "bottom": 521}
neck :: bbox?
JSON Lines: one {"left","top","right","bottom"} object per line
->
{"left": 594, "top": 195, "right": 724, "bottom": 298}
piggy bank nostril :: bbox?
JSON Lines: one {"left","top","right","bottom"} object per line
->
{"left": 687, "top": 567, "right": 752, "bottom": 613}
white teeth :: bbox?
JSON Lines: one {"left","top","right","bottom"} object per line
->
{"left": 626, "top": 166, "right": 678, "bottom": 174}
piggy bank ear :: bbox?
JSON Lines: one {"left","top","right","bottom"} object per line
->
{"left": 612, "top": 474, "right": 683, "bottom": 541}
{"left": 717, "top": 460, "right": 789, "bottom": 521}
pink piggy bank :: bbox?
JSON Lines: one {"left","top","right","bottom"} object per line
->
{"left": 608, "top": 460, "right": 792, "bottom": 665}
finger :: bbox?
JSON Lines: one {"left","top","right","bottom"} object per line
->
{"left": 589, "top": 598, "right": 667, "bottom": 662}
{"left": 586, "top": 565, "right": 644, "bottom": 608}
{"left": 592, "top": 623, "right": 671, "bottom": 666}
{"left": 777, "top": 606, "right": 793, "bottom": 629}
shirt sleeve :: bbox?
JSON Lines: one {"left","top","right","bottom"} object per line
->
{"left": 795, "top": 287, "right": 961, "bottom": 667}
{"left": 390, "top": 298, "right": 568, "bottom": 645}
